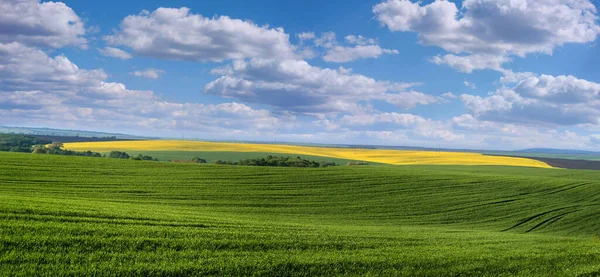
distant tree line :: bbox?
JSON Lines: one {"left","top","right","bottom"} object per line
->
{"left": 33, "top": 146, "right": 159, "bottom": 161}
{"left": 213, "top": 156, "right": 338, "bottom": 168}
{"left": 33, "top": 143, "right": 103, "bottom": 157}
{"left": 0, "top": 134, "right": 52, "bottom": 152}
{"left": 0, "top": 134, "right": 159, "bottom": 162}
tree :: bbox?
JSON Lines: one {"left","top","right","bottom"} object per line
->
{"left": 32, "top": 146, "right": 48, "bottom": 154}
{"left": 46, "top": 142, "right": 64, "bottom": 154}
{"left": 9, "top": 146, "right": 28, "bottom": 152}
{"left": 108, "top": 151, "right": 130, "bottom": 159}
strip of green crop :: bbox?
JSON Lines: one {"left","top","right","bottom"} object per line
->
{"left": 106, "top": 150, "right": 379, "bottom": 165}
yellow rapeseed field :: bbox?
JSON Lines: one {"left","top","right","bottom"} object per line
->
{"left": 63, "top": 140, "right": 552, "bottom": 168}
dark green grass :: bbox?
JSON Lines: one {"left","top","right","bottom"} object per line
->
{"left": 119, "top": 150, "right": 370, "bottom": 165}
{"left": 2, "top": 152, "right": 600, "bottom": 276}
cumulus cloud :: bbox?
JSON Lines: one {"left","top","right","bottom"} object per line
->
{"left": 302, "top": 32, "right": 398, "bottom": 62}
{"left": 0, "top": 0, "right": 86, "bottom": 48}
{"left": 105, "top": 7, "right": 298, "bottom": 62}
{"left": 130, "top": 68, "right": 165, "bottom": 79}
{"left": 340, "top": 112, "right": 428, "bottom": 129}
{"left": 374, "top": 0, "right": 600, "bottom": 55}
{"left": 440, "top": 92, "right": 457, "bottom": 101}
{"left": 297, "top": 32, "right": 316, "bottom": 41}
{"left": 378, "top": 91, "right": 439, "bottom": 109}
{"left": 339, "top": 112, "right": 464, "bottom": 141}
{"left": 431, "top": 54, "right": 510, "bottom": 73}
{"left": 450, "top": 114, "right": 598, "bottom": 150}
{"left": 374, "top": 0, "right": 600, "bottom": 71}
{"left": 324, "top": 45, "right": 398, "bottom": 63}
{"left": 345, "top": 35, "right": 377, "bottom": 45}
{"left": 99, "top": 47, "right": 132, "bottom": 60}
{"left": 314, "top": 32, "right": 337, "bottom": 48}
{"left": 0, "top": 42, "right": 108, "bottom": 98}
{"left": 461, "top": 73, "right": 600, "bottom": 126}
{"left": 309, "top": 112, "right": 600, "bottom": 149}
{"left": 0, "top": 42, "right": 280, "bottom": 135}
{"left": 340, "top": 112, "right": 426, "bottom": 127}
{"left": 204, "top": 58, "right": 438, "bottom": 115}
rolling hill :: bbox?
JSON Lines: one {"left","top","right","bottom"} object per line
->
{"left": 2, "top": 152, "right": 600, "bottom": 276}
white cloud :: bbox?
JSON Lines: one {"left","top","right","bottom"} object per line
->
{"left": 463, "top": 81, "right": 476, "bottom": 89}
{"left": 0, "top": 42, "right": 281, "bottom": 136}
{"left": 377, "top": 91, "right": 439, "bottom": 109}
{"left": 130, "top": 68, "right": 165, "bottom": 79}
{"left": 498, "top": 70, "right": 537, "bottom": 84}
{"left": 204, "top": 58, "right": 437, "bottom": 115}
{"left": 0, "top": 42, "right": 107, "bottom": 97}
{"left": 440, "top": 92, "right": 457, "bottom": 100}
{"left": 431, "top": 54, "right": 510, "bottom": 73}
{"left": 345, "top": 35, "right": 376, "bottom": 45}
{"left": 324, "top": 45, "right": 398, "bottom": 63}
{"left": 297, "top": 32, "right": 316, "bottom": 41}
{"left": 374, "top": 0, "right": 600, "bottom": 56}
{"left": 450, "top": 114, "right": 599, "bottom": 150}
{"left": 306, "top": 112, "right": 600, "bottom": 150}
{"left": 461, "top": 73, "right": 600, "bottom": 126}
{"left": 0, "top": 0, "right": 86, "bottom": 48}
{"left": 99, "top": 47, "right": 132, "bottom": 60}
{"left": 305, "top": 32, "right": 398, "bottom": 62}
{"left": 105, "top": 7, "right": 298, "bottom": 62}
{"left": 374, "top": 0, "right": 600, "bottom": 72}
{"left": 340, "top": 112, "right": 426, "bottom": 127}
{"left": 314, "top": 32, "right": 337, "bottom": 48}
{"left": 339, "top": 112, "right": 464, "bottom": 141}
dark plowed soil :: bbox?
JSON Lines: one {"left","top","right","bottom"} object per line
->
{"left": 506, "top": 156, "right": 600, "bottom": 170}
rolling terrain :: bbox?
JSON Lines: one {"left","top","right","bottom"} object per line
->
{"left": 63, "top": 140, "right": 551, "bottom": 168}
{"left": 1, "top": 152, "right": 600, "bottom": 276}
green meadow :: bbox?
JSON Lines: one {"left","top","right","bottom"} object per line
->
{"left": 2, "top": 152, "right": 600, "bottom": 276}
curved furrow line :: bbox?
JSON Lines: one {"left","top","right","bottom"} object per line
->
{"left": 525, "top": 210, "right": 581, "bottom": 233}
{"left": 501, "top": 207, "right": 572, "bottom": 232}
{"left": 537, "top": 182, "right": 592, "bottom": 196}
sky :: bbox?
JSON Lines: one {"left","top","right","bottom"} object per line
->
{"left": 1, "top": 0, "right": 600, "bottom": 150}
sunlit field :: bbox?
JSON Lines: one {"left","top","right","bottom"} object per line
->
{"left": 1, "top": 152, "right": 599, "bottom": 276}
{"left": 64, "top": 140, "right": 551, "bottom": 168}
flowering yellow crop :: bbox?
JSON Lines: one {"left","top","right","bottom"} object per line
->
{"left": 63, "top": 140, "right": 552, "bottom": 168}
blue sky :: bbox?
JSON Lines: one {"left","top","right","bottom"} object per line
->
{"left": 1, "top": 0, "right": 600, "bottom": 150}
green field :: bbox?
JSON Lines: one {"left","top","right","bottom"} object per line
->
{"left": 2, "top": 152, "right": 600, "bottom": 276}
{"left": 121, "top": 150, "right": 368, "bottom": 165}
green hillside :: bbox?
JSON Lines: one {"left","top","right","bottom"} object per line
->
{"left": 2, "top": 152, "right": 600, "bottom": 276}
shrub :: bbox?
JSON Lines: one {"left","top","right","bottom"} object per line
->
{"left": 347, "top": 161, "right": 369, "bottom": 166}
{"left": 130, "top": 154, "right": 158, "bottom": 161}
{"left": 190, "top": 157, "right": 207, "bottom": 163}
{"left": 108, "top": 151, "right": 130, "bottom": 159}
{"left": 32, "top": 146, "right": 48, "bottom": 154}
{"left": 213, "top": 160, "right": 238, "bottom": 165}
